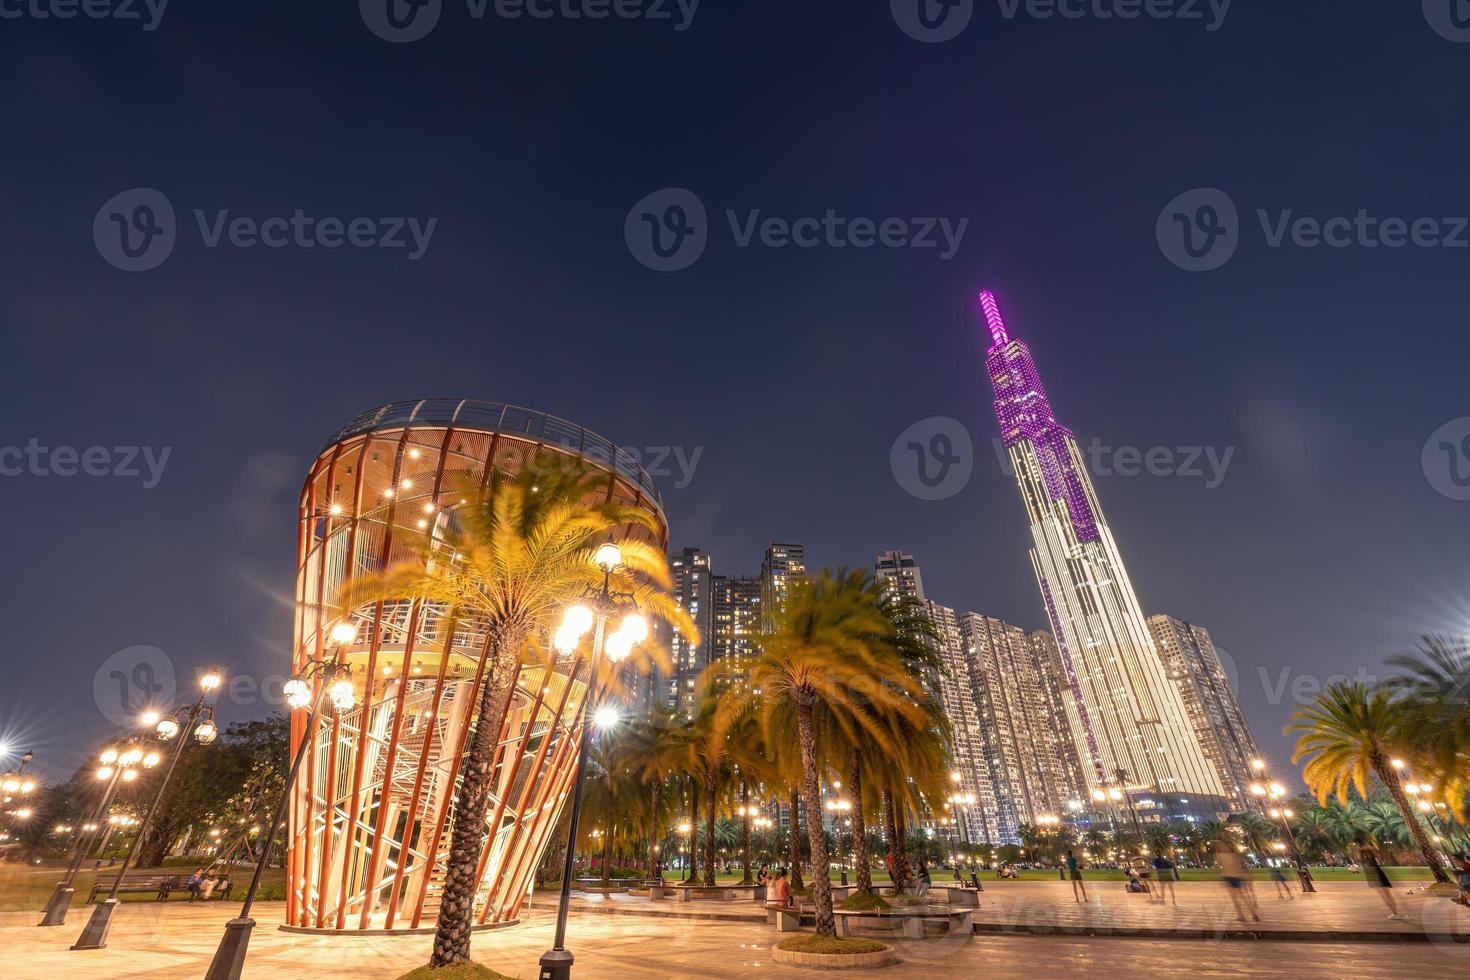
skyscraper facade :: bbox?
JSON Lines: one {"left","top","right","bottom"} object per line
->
{"left": 712, "top": 574, "right": 762, "bottom": 667}
{"left": 760, "top": 542, "right": 807, "bottom": 630}
{"left": 652, "top": 547, "right": 713, "bottom": 717}
{"left": 1148, "top": 615, "right": 1263, "bottom": 812}
{"left": 980, "top": 291, "right": 1227, "bottom": 821}
{"left": 875, "top": 549, "right": 926, "bottom": 603}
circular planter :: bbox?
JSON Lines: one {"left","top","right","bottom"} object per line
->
{"left": 771, "top": 943, "right": 895, "bottom": 970}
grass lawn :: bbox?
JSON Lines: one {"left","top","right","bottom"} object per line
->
{"left": 397, "top": 965, "right": 519, "bottom": 980}
{"left": 776, "top": 934, "right": 887, "bottom": 955}
{"left": 0, "top": 861, "right": 285, "bottom": 911}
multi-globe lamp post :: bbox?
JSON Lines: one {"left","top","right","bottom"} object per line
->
{"left": 1247, "top": 757, "right": 1315, "bottom": 893}
{"left": 824, "top": 798, "right": 853, "bottom": 885}
{"left": 0, "top": 751, "right": 37, "bottom": 841}
{"left": 206, "top": 621, "right": 358, "bottom": 980}
{"left": 540, "top": 541, "right": 648, "bottom": 980}
{"left": 38, "top": 727, "right": 163, "bottom": 926}
{"left": 72, "top": 668, "right": 223, "bottom": 951}
{"left": 947, "top": 771, "right": 978, "bottom": 880}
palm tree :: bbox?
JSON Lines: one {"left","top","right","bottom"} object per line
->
{"left": 339, "top": 462, "right": 694, "bottom": 967}
{"left": 1289, "top": 681, "right": 1449, "bottom": 883}
{"left": 714, "top": 569, "right": 929, "bottom": 936}
{"left": 1230, "top": 812, "right": 1278, "bottom": 859}
{"left": 1289, "top": 806, "right": 1341, "bottom": 863}
{"left": 1387, "top": 635, "right": 1470, "bottom": 821}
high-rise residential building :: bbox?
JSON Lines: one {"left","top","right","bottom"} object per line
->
{"left": 712, "top": 574, "right": 762, "bottom": 667}
{"left": 896, "top": 552, "right": 1085, "bottom": 846}
{"left": 1148, "top": 615, "right": 1263, "bottom": 812}
{"left": 759, "top": 542, "right": 806, "bottom": 630}
{"left": 924, "top": 600, "right": 998, "bottom": 846}
{"left": 875, "top": 550, "right": 926, "bottom": 603}
{"left": 980, "top": 291, "right": 1227, "bottom": 822}
{"left": 654, "top": 547, "right": 713, "bottom": 717}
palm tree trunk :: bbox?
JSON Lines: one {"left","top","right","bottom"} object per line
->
{"left": 687, "top": 786, "right": 699, "bottom": 883}
{"left": 430, "top": 632, "right": 523, "bottom": 968}
{"left": 739, "top": 779, "right": 753, "bottom": 884}
{"left": 881, "top": 785, "right": 900, "bottom": 887}
{"left": 894, "top": 806, "right": 911, "bottom": 885}
{"left": 703, "top": 768, "right": 717, "bottom": 887}
{"left": 794, "top": 698, "right": 835, "bottom": 936}
{"left": 849, "top": 757, "right": 872, "bottom": 894}
{"left": 648, "top": 781, "right": 661, "bottom": 880}
{"left": 788, "top": 788, "right": 804, "bottom": 892}
{"left": 1374, "top": 756, "right": 1450, "bottom": 883}
{"left": 600, "top": 830, "right": 613, "bottom": 887}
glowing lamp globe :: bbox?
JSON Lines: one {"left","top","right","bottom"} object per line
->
{"left": 593, "top": 542, "right": 622, "bottom": 572}
{"left": 618, "top": 613, "right": 649, "bottom": 644}
{"left": 156, "top": 719, "right": 181, "bottom": 740}
{"left": 330, "top": 621, "right": 358, "bottom": 646}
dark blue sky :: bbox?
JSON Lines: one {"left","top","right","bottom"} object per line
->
{"left": 2, "top": 2, "right": 1467, "bottom": 785}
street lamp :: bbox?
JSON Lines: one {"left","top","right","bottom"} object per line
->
{"left": 205, "top": 627, "right": 358, "bottom": 980}
{"left": 73, "top": 668, "right": 225, "bottom": 950}
{"left": 1247, "top": 757, "right": 1314, "bottom": 893}
{"left": 38, "top": 733, "right": 162, "bottom": 926}
{"left": 541, "top": 542, "right": 648, "bottom": 980}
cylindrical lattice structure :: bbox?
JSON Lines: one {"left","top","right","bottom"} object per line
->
{"left": 285, "top": 399, "right": 667, "bottom": 932}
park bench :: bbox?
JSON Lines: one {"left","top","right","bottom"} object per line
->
{"left": 187, "top": 877, "right": 234, "bottom": 901}
{"left": 832, "top": 906, "right": 974, "bottom": 940}
{"left": 764, "top": 902, "right": 801, "bottom": 932}
{"left": 87, "top": 872, "right": 178, "bottom": 903}
{"left": 934, "top": 885, "right": 979, "bottom": 907}
{"left": 671, "top": 883, "right": 761, "bottom": 903}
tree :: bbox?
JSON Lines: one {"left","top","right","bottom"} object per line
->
{"left": 715, "top": 569, "right": 930, "bottom": 936}
{"left": 1386, "top": 635, "right": 1470, "bottom": 821}
{"left": 1289, "top": 681, "right": 1449, "bottom": 883}
{"left": 341, "top": 462, "right": 694, "bottom": 967}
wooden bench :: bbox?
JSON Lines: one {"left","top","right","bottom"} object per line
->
{"left": 88, "top": 873, "right": 178, "bottom": 903}
{"left": 833, "top": 907, "right": 974, "bottom": 940}
{"left": 187, "top": 877, "right": 234, "bottom": 902}
{"left": 764, "top": 902, "right": 801, "bottom": 932}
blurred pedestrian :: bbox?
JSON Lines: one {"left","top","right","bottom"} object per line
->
{"left": 1065, "top": 850, "right": 1087, "bottom": 903}
{"left": 1357, "top": 843, "right": 1405, "bottom": 921}
{"left": 1151, "top": 853, "right": 1177, "bottom": 906}
{"left": 1214, "top": 841, "right": 1260, "bottom": 923}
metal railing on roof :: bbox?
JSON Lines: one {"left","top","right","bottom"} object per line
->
{"left": 322, "top": 398, "right": 663, "bottom": 511}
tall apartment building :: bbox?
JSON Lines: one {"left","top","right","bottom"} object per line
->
{"left": 980, "top": 291, "right": 1227, "bottom": 821}
{"left": 1148, "top": 615, "right": 1263, "bottom": 812}
{"left": 875, "top": 550, "right": 926, "bottom": 603}
{"left": 711, "top": 574, "right": 762, "bottom": 667}
{"left": 759, "top": 542, "right": 807, "bottom": 630}
{"left": 651, "top": 547, "right": 714, "bottom": 717}
{"left": 924, "top": 600, "right": 997, "bottom": 845}
{"left": 957, "top": 613, "right": 1087, "bottom": 844}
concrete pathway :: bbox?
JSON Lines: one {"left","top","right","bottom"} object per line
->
{"left": 537, "top": 878, "right": 1470, "bottom": 942}
{"left": 1, "top": 899, "right": 1467, "bottom": 979}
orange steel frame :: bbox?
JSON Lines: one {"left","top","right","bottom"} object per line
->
{"left": 286, "top": 400, "right": 667, "bottom": 932}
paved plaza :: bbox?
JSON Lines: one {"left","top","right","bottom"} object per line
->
{"left": 2, "top": 878, "right": 1467, "bottom": 979}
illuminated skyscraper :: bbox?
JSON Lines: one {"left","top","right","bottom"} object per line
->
{"left": 980, "top": 292, "right": 1227, "bottom": 821}
{"left": 1148, "top": 615, "right": 1262, "bottom": 812}
{"left": 760, "top": 542, "right": 806, "bottom": 630}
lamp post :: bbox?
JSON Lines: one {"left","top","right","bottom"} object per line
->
{"left": 825, "top": 799, "right": 852, "bottom": 885}
{"left": 206, "top": 627, "right": 358, "bottom": 980}
{"left": 72, "top": 669, "right": 223, "bottom": 951}
{"left": 1247, "top": 757, "right": 1315, "bottom": 893}
{"left": 39, "top": 730, "right": 162, "bottom": 926}
{"left": 1, "top": 752, "right": 37, "bottom": 843}
{"left": 540, "top": 541, "right": 647, "bottom": 980}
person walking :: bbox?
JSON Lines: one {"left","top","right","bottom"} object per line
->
{"left": 1267, "top": 862, "right": 1294, "bottom": 901}
{"left": 1358, "top": 843, "right": 1405, "bottom": 921}
{"left": 1151, "top": 853, "right": 1177, "bottom": 906}
{"left": 1214, "top": 841, "right": 1260, "bottom": 923}
{"left": 1452, "top": 853, "right": 1470, "bottom": 907}
{"left": 1065, "top": 850, "right": 1087, "bottom": 903}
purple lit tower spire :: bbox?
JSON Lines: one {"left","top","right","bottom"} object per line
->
{"left": 981, "top": 291, "right": 1098, "bottom": 543}
{"left": 979, "top": 291, "right": 1227, "bottom": 818}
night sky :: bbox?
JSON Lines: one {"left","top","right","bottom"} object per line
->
{"left": 3, "top": 2, "right": 1467, "bottom": 789}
